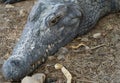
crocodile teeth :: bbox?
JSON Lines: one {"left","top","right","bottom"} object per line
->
{"left": 48, "top": 45, "right": 51, "bottom": 49}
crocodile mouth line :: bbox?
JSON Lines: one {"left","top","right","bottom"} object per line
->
{"left": 27, "top": 44, "right": 55, "bottom": 76}
{"left": 28, "top": 57, "right": 47, "bottom": 76}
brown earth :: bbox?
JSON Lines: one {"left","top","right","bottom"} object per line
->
{"left": 0, "top": 1, "right": 120, "bottom": 83}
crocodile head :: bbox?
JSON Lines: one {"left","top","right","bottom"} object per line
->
{"left": 2, "top": 0, "right": 83, "bottom": 81}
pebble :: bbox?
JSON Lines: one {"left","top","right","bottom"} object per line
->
{"left": 21, "top": 76, "right": 39, "bottom": 83}
{"left": 81, "top": 38, "right": 89, "bottom": 42}
{"left": 48, "top": 56, "right": 56, "bottom": 61}
{"left": 93, "top": 33, "right": 102, "bottom": 38}
{"left": 55, "top": 63, "right": 63, "bottom": 69}
{"left": 32, "top": 73, "right": 46, "bottom": 83}
{"left": 57, "top": 47, "right": 68, "bottom": 55}
{"left": 5, "top": 4, "right": 14, "bottom": 8}
{"left": 56, "top": 47, "right": 68, "bottom": 60}
{"left": 54, "top": 63, "right": 72, "bottom": 83}
{"left": 22, "top": 73, "right": 46, "bottom": 83}
{"left": 57, "top": 55, "right": 65, "bottom": 60}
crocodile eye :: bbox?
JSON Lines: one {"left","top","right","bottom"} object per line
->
{"left": 47, "top": 15, "right": 62, "bottom": 27}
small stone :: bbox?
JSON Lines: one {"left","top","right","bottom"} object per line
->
{"left": 21, "top": 76, "right": 39, "bottom": 83}
{"left": 5, "top": 4, "right": 14, "bottom": 8}
{"left": 57, "top": 47, "right": 68, "bottom": 55}
{"left": 48, "top": 56, "right": 56, "bottom": 61}
{"left": 57, "top": 55, "right": 65, "bottom": 60}
{"left": 32, "top": 73, "right": 46, "bottom": 83}
{"left": 81, "top": 38, "right": 89, "bottom": 42}
{"left": 93, "top": 33, "right": 102, "bottom": 38}
{"left": 85, "top": 46, "right": 90, "bottom": 50}
{"left": 19, "top": 9, "right": 27, "bottom": 17}
{"left": 55, "top": 63, "right": 63, "bottom": 69}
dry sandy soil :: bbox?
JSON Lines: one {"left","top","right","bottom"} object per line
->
{"left": 0, "top": 0, "right": 120, "bottom": 83}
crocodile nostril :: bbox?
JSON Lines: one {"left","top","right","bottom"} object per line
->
{"left": 10, "top": 60, "right": 20, "bottom": 66}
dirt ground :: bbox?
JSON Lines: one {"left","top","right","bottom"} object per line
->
{"left": 0, "top": 1, "right": 120, "bottom": 83}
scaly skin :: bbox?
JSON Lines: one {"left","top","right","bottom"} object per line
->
{"left": 1, "top": 0, "right": 21, "bottom": 4}
{"left": 2, "top": 0, "right": 120, "bottom": 81}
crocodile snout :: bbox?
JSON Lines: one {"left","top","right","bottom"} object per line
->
{"left": 2, "top": 56, "right": 30, "bottom": 81}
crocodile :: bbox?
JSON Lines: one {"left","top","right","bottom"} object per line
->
{"left": 1, "top": 0, "right": 22, "bottom": 4}
{"left": 2, "top": 0, "right": 120, "bottom": 81}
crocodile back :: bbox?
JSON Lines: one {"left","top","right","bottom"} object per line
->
{"left": 111, "top": 0, "right": 120, "bottom": 12}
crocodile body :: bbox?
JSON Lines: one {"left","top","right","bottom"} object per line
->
{"left": 2, "top": 0, "right": 120, "bottom": 81}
